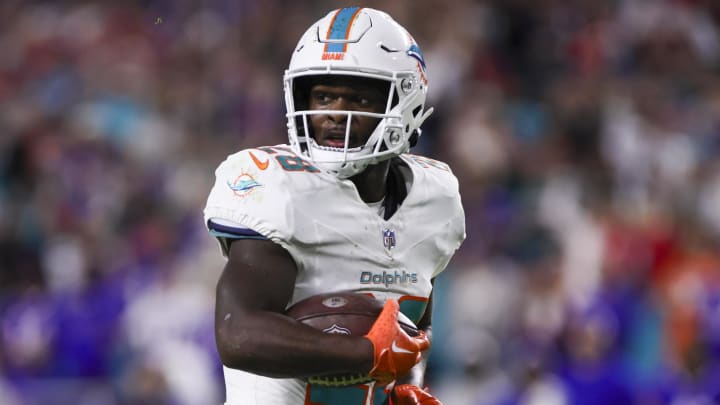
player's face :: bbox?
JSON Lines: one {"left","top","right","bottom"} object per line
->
{"left": 308, "top": 78, "right": 387, "bottom": 149}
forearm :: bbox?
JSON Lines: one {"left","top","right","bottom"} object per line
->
{"left": 214, "top": 239, "right": 376, "bottom": 378}
{"left": 216, "top": 308, "right": 374, "bottom": 378}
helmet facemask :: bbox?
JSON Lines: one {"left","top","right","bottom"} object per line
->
{"left": 285, "top": 71, "right": 432, "bottom": 178}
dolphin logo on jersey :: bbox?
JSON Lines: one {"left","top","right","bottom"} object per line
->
{"left": 226, "top": 173, "right": 262, "bottom": 197}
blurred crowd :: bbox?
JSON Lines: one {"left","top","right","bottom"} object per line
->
{"left": 1, "top": 0, "right": 719, "bottom": 404}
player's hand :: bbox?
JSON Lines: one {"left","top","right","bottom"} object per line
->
{"left": 364, "top": 300, "right": 430, "bottom": 386}
{"left": 390, "top": 384, "right": 443, "bottom": 405}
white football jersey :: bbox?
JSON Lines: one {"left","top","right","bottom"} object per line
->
{"left": 203, "top": 145, "right": 465, "bottom": 405}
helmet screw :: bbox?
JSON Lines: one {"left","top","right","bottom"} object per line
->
{"left": 400, "top": 78, "right": 413, "bottom": 94}
{"left": 389, "top": 131, "right": 401, "bottom": 144}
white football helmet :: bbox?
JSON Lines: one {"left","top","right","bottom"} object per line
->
{"left": 283, "top": 7, "right": 433, "bottom": 178}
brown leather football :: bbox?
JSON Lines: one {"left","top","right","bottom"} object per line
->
{"left": 285, "top": 291, "right": 419, "bottom": 386}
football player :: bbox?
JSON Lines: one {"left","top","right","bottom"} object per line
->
{"left": 204, "top": 7, "right": 465, "bottom": 405}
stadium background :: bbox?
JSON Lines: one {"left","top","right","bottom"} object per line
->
{"left": 1, "top": 0, "right": 720, "bottom": 404}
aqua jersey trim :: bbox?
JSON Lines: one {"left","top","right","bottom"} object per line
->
{"left": 207, "top": 220, "right": 267, "bottom": 240}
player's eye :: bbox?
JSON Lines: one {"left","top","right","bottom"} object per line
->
{"left": 311, "top": 92, "right": 335, "bottom": 106}
{"left": 350, "top": 94, "right": 379, "bottom": 108}
{"left": 355, "top": 96, "right": 371, "bottom": 106}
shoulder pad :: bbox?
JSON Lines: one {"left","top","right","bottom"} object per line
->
{"left": 203, "top": 145, "right": 326, "bottom": 247}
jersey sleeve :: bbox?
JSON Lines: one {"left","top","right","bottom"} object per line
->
{"left": 403, "top": 154, "right": 466, "bottom": 278}
{"left": 433, "top": 193, "right": 465, "bottom": 278}
{"left": 432, "top": 166, "right": 466, "bottom": 278}
{"left": 203, "top": 148, "right": 294, "bottom": 255}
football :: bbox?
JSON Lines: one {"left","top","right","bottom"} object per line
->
{"left": 285, "top": 291, "right": 420, "bottom": 386}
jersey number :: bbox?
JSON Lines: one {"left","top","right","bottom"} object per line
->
{"left": 255, "top": 147, "right": 320, "bottom": 173}
{"left": 275, "top": 155, "right": 320, "bottom": 172}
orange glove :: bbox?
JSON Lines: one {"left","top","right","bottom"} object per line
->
{"left": 364, "top": 300, "right": 430, "bottom": 386}
{"left": 390, "top": 384, "right": 443, "bottom": 405}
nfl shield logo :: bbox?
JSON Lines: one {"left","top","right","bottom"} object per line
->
{"left": 383, "top": 229, "right": 396, "bottom": 250}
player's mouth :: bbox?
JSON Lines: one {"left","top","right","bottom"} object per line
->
{"left": 322, "top": 137, "right": 346, "bottom": 148}
{"left": 319, "top": 128, "right": 360, "bottom": 149}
